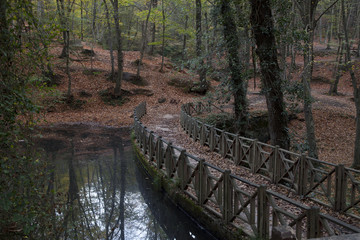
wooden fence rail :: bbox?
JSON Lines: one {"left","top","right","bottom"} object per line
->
{"left": 180, "top": 101, "right": 360, "bottom": 219}
{"left": 133, "top": 102, "right": 360, "bottom": 239}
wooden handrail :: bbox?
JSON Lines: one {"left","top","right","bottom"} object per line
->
{"left": 180, "top": 102, "right": 360, "bottom": 219}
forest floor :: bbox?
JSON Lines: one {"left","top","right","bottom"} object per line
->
{"left": 40, "top": 42, "right": 359, "bottom": 168}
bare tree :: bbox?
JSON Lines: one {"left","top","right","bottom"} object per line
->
{"left": 103, "top": 0, "right": 115, "bottom": 81}
{"left": 294, "top": 0, "right": 339, "bottom": 158}
{"left": 150, "top": 0, "right": 157, "bottom": 55}
{"left": 159, "top": 0, "right": 166, "bottom": 72}
{"left": 137, "top": 1, "right": 152, "bottom": 78}
{"left": 329, "top": 33, "right": 344, "bottom": 95}
{"left": 110, "top": 0, "right": 124, "bottom": 98}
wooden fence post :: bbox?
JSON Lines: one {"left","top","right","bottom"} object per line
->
{"left": 143, "top": 102, "right": 146, "bottom": 116}
{"left": 192, "top": 119, "right": 198, "bottom": 141}
{"left": 200, "top": 123, "right": 205, "bottom": 146}
{"left": 190, "top": 119, "right": 194, "bottom": 139}
{"left": 134, "top": 121, "right": 139, "bottom": 142}
{"left": 297, "top": 154, "right": 308, "bottom": 196}
{"left": 257, "top": 184, "right": 269, "bottom": 239}
{"left": 307, "top": 206, "right": 320, "bottom": 238}
{"left": 197, "top": 101, "right": 201, "bottom": 114}
{"left": 180, "top": 110, "right": 184, "bottom": 127}
{"left": 156, "top": 136, "right": 163, "bottom": 169}
{"left": 221, "top": 131, "right": 226, "bottom": 158}
{"left": 142, "top": 127, "right": 147, "bottom": 154}
{"left": 198, "top": 159, "right": 206, "bottom": 206}
{"left": 165, "top": 142, "right": 173, "bottom": 177}
{"left": 234, "top": 135, "right": 240, "bottom": 165}
{"left": 251, "top": 140, "right": 258, "bottom": 173}
{"left": 210, "top": 127, "right": 215, "bottom": 151}
{"left": 178, "top": 150, "right": 187, "bottom": 190}
{"left": 223, "top": 170, "right": 233, "bottom": 223}
{"left": 272, "top": 146, "right": 280, "bottom": 183}
{"left": 186, "top": 115, "right": 190, "bottom": 134}
{"left": 335, "top": 164, "right": 347, "bottom": 212}
{"left": 148, "top": 131, "right": 154, "bottom": 161}
{"left": 139, "top": 126, "right": 144, "bottom": 149}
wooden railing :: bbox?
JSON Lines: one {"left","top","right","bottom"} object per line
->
{"left": 133, "top": 102, "right": 360, "bottom": 239}
{"left": 180, "top": 101, "right": 360, "bottom": 220}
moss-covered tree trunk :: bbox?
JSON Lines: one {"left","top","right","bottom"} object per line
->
{"left": 295, "top": 0, "right": 320, "bottom": 159}
{"left": 250, "top": 0, "right": 289, "bottom": 150}
{"left": 195, "top": 0, "right": 208, "bottom": 94}
{"left": 219, "top": 0, "right": 248, "bottom": 132}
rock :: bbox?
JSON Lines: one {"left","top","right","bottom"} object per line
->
{"left": 158, "top": 98, "right": 166, "bottom": 103}
{"left": 131, "top": 88, "right": 154, "bottom": 97}
{"left": 190, "top": 81, "right": 209, "bottom": 95}
{"left": 271, "top": 226, "right": 296, "bottom": 240}
{"left": 79, "top": 90, "right": 92, "bottom": 98}
{"left": 81, "top": 49, "right": 96, "bottom": 56}
{"left": 107, "top": 72, "right": 149, "bottom": 86}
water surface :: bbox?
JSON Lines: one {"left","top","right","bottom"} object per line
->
{"left": 38, "top": 125, "right": 217, "bottom": 240}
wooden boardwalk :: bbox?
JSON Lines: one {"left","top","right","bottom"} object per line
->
{"left": 135, "top": 102, "right": 360, "bottom": 239}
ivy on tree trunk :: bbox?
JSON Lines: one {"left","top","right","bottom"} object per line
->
{"left": 219, "top": 0, "right": 248, "bottom": 132}
{"left": 250, "top": 0, "right": 290, "bottom": 150}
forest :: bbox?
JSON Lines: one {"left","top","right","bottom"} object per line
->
{"left": 0, "top": 0, "right": 360, "bottom": 238}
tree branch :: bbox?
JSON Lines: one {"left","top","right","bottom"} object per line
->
{"left": 314, "top": 0, "right": 339, "bottom": 25}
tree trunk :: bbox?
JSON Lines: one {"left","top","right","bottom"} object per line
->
{"left": 91, "top": 0, "right": 97, "bottom": 71}
{"left": 329, "top": 36, "right": 344, "bottom": 95}
{"left": 150, "top": 0, "right": 157, "bottom": 55}
{"left": 295, "top": 0, "right": 320, "bottom": 158}
{"left": 250, "top": 0, "right": 290, "bottom": 150}
{"left": 205, "top": 11, "right": 211, "bottom": 71}
{"left": 340, "top": 0, "right": 360, "bottom": 168}
{"left": 65, "top": 30, "right": 72, "bottom": 99}
{"left": 195, "top": 0, "right": 207, "bottom": 93}
{"left": 219, "top": 0, "right": 248, "bottom": 132}
{"left": 354, "top": 98, "right": 360, "bottom": 169}
{"left": 302, "top": 36, "right": 318, "bottom": 158}
{"left": 318, "top": 16, "right": 322, "bottom": 43}
{"left": 57, "top": 0, "right": 71, "bottom": 59}
{"left": 137, "top": 2, "right": 152, "bottom": 78}
{"left": 160, "top": 0, "right": 165, "bottom": 72}
{"left": 81, "top": 0, "right": 83, "bottom": 40}
{"left": 111, "top": 0, "right": 123, "bottom": 97}
{"left": 326, "top": 7, "right": 334, "bottom": 49}
{"left": 182, "top": 15, "right": 188, "bottom": 60}
{"left": 103, "top": 0, "right": 115, "bottom": 80}
{"left": 251, "top": 44, "right": 257, "bottom": 89}
{"left": 356, "top": 6, "right": 360, "bottom": 57}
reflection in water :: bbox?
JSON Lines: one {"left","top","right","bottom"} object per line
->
{"left": 40, "top": 128, "right": 217, "bottom": 240}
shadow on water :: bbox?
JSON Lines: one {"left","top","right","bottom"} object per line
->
{"left": 36, "top": 124, "right": 217, "bottom": 240}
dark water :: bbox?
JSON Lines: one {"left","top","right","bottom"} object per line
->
{"left": 38, "top": 126, "right": 217, "bottom": 240}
